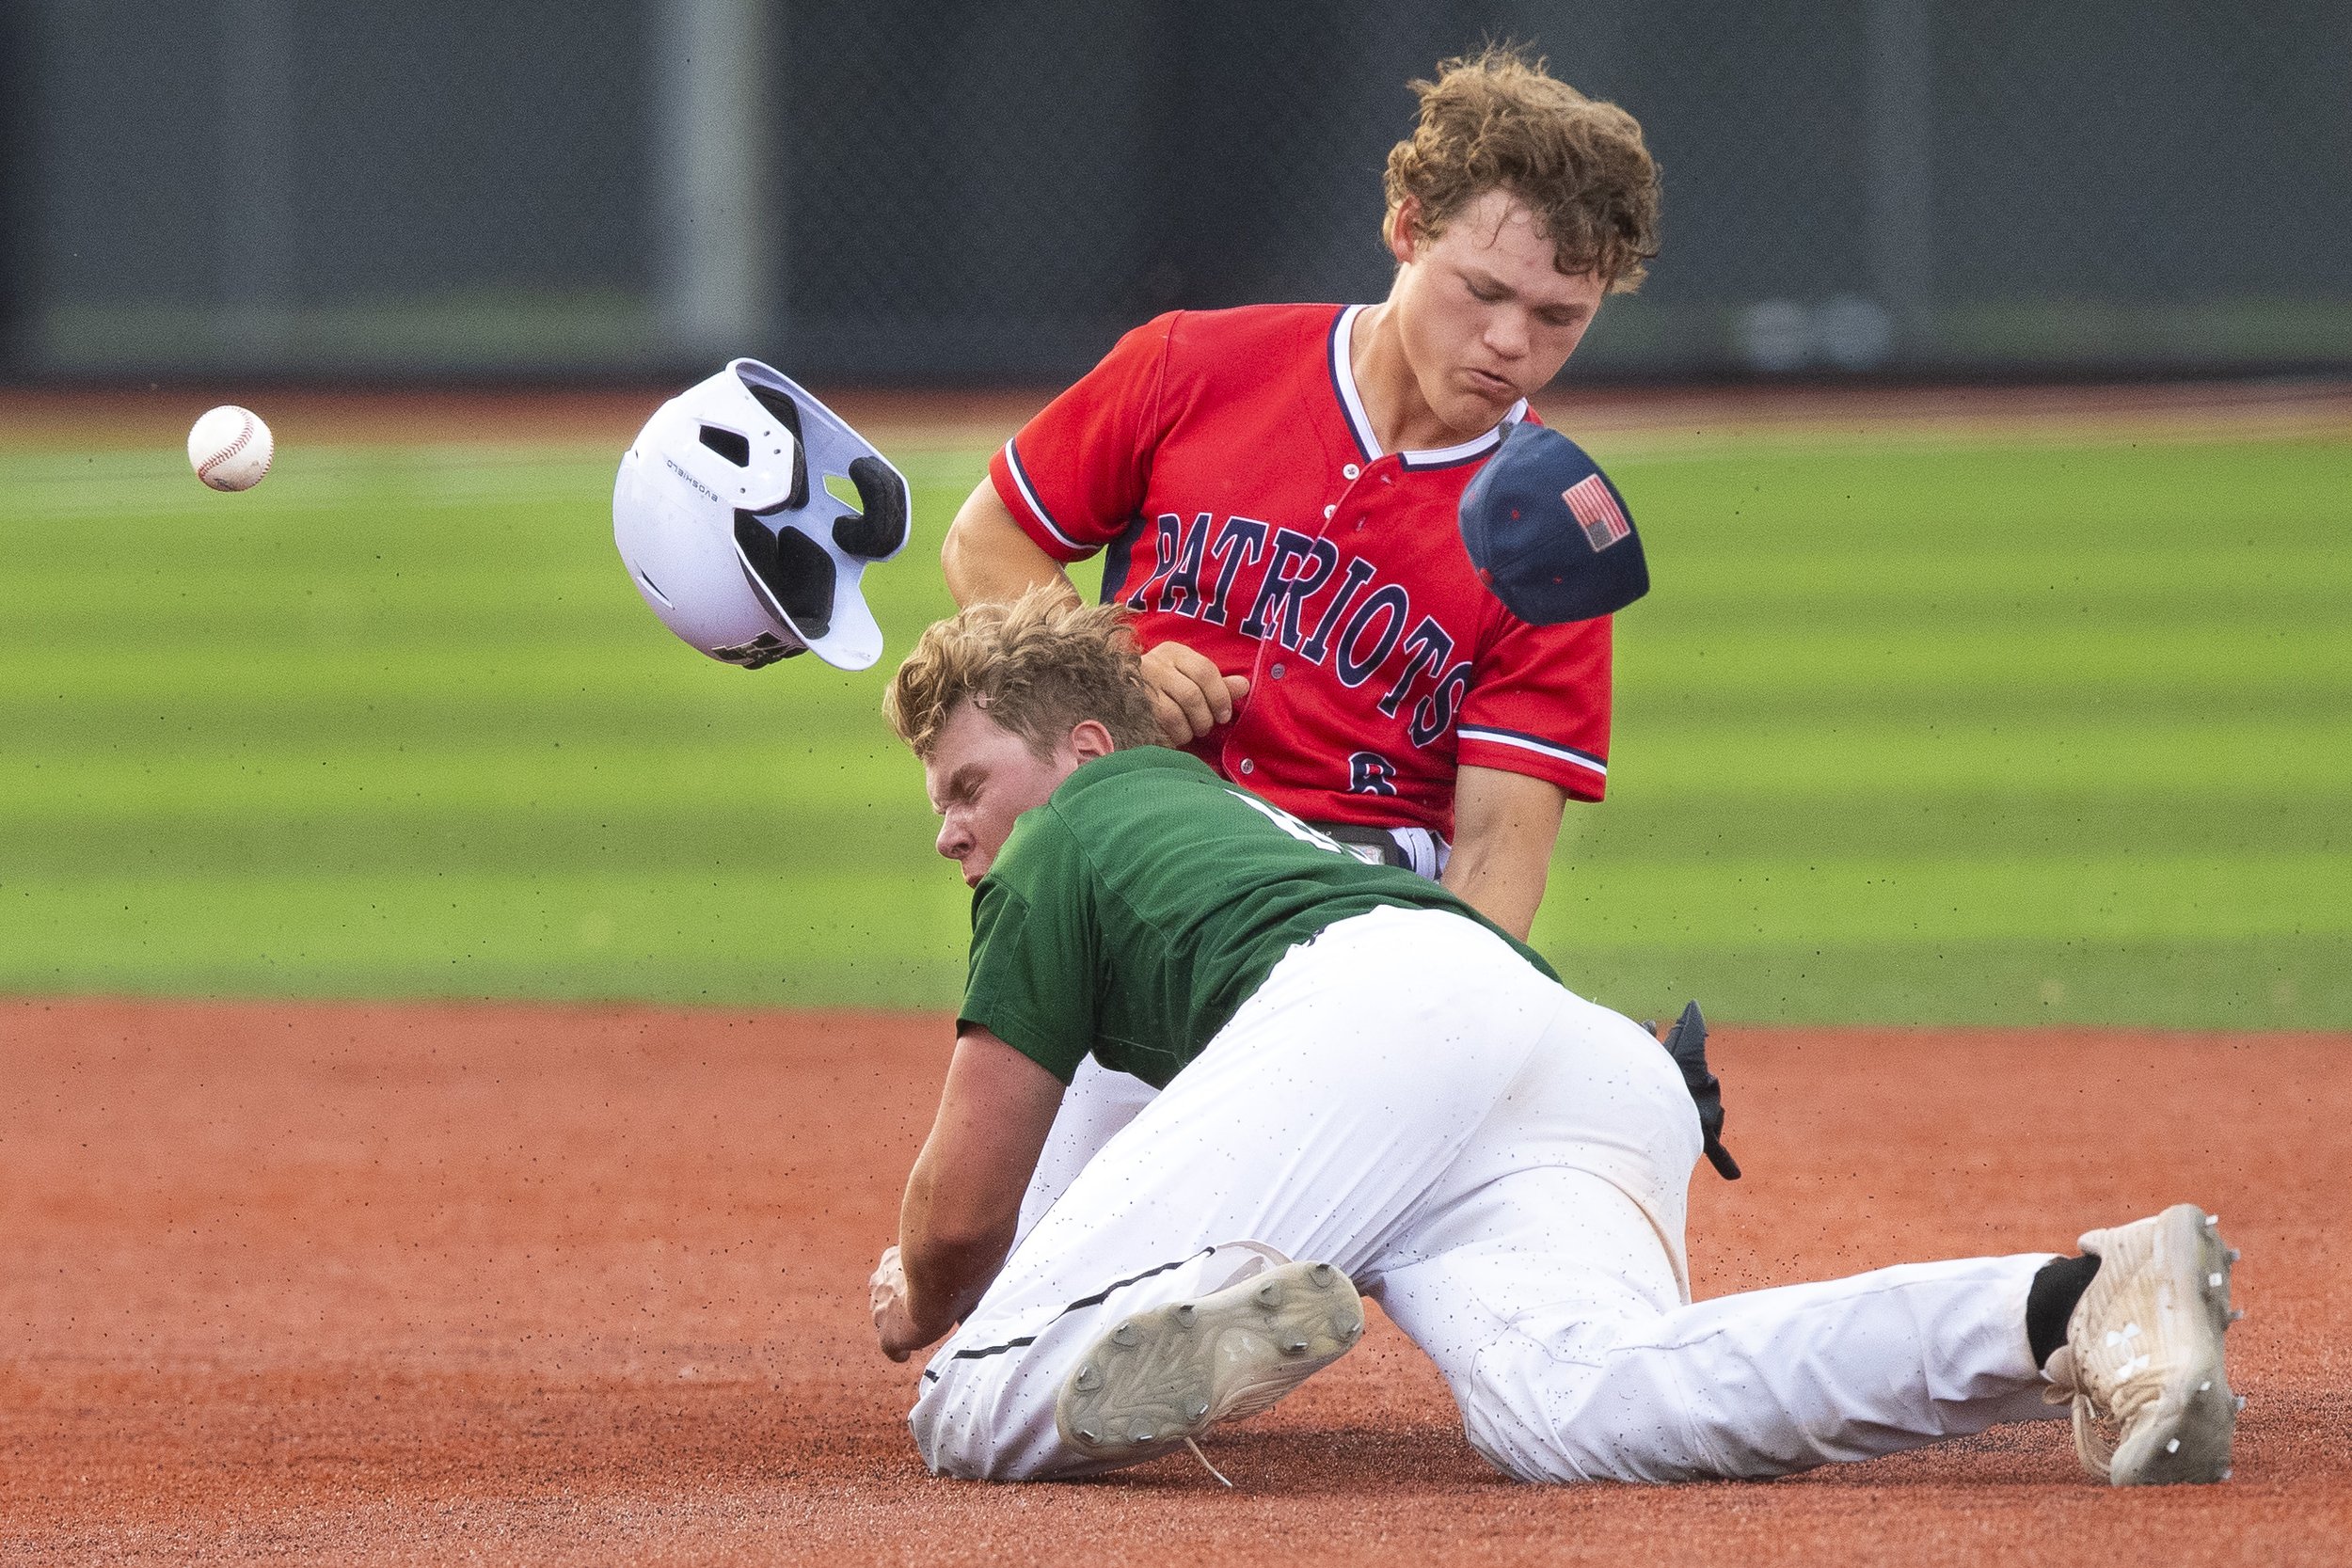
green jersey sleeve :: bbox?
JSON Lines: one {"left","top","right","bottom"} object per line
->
{"left": 956, "top": 814, "right": 1101, "bottom": 1085}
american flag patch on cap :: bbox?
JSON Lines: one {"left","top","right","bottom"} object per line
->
{"left": 1564, "top": 473, "right": 1631, "bottom": 550}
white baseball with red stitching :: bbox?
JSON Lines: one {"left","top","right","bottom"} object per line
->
{"left": 187, "top": 405, "right": 274, "bottom": 492}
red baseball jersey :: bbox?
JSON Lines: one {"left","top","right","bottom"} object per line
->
{"left": 988, "top": 303, "right": 1613, "bottom": 840}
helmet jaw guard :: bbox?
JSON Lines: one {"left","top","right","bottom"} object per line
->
{"left": 613, "top": 358, "right": 909, "bottom": 672}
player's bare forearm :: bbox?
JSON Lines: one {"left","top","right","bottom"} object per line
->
{"left": 1441, "top": 844, "right": 1549, "bottom": 942}
{"left": 890, "top": 1196, "right": 1016, "bottom": 1357}
{"left": 1442, "top": 765, "right": 1570, "bottom": 942}
{"left": 884, "top": 1157, "right": 1021, "bottom": 1360}
{"left": 875, "top": 1026, "right": 1065, "bottom": 1360}
{"left": 941, "top": 481, "right": 1079, "bottom": 608}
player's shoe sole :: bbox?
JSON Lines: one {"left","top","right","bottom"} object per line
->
{"left": 1056, "top": 1259, "right": 1365, "bottom": 1464}
{"left": 2061, "top": 1203, "right": 2240, "bottom": 1485}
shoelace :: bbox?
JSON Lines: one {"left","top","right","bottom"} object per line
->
{"left": 2047, "top": 1338, "right": 2159, "bottom": 1481}
{"left": 1168, "top": 1241, "right": 1295, "bottom": 1489}
{"left": 1183, "top": 1436, "right": 1234, "bottom": 1487}
{"left": 2041, "top": 1344, "right": 2120, "bottom": 1481}
{"left": 2042, "top": 1328, "right": 2177, "bottom": 1481}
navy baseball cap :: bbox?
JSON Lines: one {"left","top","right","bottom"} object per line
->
{"left": 1457, "top": 420, "right": 1649, "bottom": 626}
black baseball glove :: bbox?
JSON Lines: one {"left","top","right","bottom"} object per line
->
{"left": 1642, "top": 1001, "right": 1740, "bottom": 1180}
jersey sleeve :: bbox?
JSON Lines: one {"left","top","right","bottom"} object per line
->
{"left": 1454, "top": 613, "right": 1614, "bottom": 801}
{"left": 988, "top": 312, "right": 1181, "bottom": 562}
{"left": 956, "top": 819, "right": 1101, "bottom": 1084}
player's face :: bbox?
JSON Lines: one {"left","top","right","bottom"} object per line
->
{"left": 1391, "top": 189, "right": 1608, "bottom": 436}
{"left": 923, "top": 701, "right": 1090, "bottom": 887}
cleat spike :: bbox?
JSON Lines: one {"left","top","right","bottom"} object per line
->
{"left": 1075, "top": 1426, "right": 1100, "bottom": 1444}
{"left": 2166, "top": 1438, "right": 2181, "bottom": 1454}
{"left": 1074, "top": 1364, "right": 1100, "bottom": 1392}
{"left": 2229, "top": 1307, "right": 2245, "bottom": 1322}
{"left": 2199, "top": 1381, "right": 2212, "bottom": 1392}
{"left": 1282, "top": 1338, "right": 1311, "bottom": 1354}
{"left": 1111, "top": 1323, "right": 1139, "bottom": 1347}
{"left": 2226, "top": 1248, "right": 2240, "bottom": 1263}
{"left": 1130, "top": 1420, "right": 1154, "bottom": 1443}
{"left": 2235, "top": 1395, "right": 2247, "bottom": 1411}
{"left": 1184, "top": 1397, "right": 1210, "bottom": 1420}
{"left": 1308, "top": 1262, "right": 1335, "bottom": 1287}
{"left": 1174, "top": 1304, "right": 1196, "bottom": 1328}
{"left": 2209, "top": 1272, "right": 2224, "bottom": 1288}
{"left": 2206, "top": 1214, "right": 2220, "bottom": 1227}
{"left": 1255, "top": 1281, "right": 1281, "bottom": 1308}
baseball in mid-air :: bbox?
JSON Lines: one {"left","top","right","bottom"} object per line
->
{"left": 187, "top": 404, "right": 274, "bottom": 491}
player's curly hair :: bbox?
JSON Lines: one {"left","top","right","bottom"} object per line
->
{"left": 885, "top": 585, "right": 1164, "bottom": 760}
{"left": 1383, "top": 45, "right": 1661, "bottom": 293}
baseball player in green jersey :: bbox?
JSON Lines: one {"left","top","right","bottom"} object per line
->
{"left": 870, "top": 590, "right": 2241, "bottom": 1487}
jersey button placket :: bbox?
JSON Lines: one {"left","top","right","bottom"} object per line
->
{"left": 1229, "top": 601, "right": 1285, "bottom": 783}
{"left": 1356, "top": 453, "right": 1405, "bottom": 528}
{"left": 1336, "top": 455, "right": 1380, "bottom": 531}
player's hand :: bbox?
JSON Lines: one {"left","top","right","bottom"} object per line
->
{"left": 1141, "top": 641, "right": 1249, "bottom": 744}
{"left": 870, "top": 1244, "right": 920, "bottom": 1362}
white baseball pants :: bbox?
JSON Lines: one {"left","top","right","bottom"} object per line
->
{"left": 1010, "top": 1054, "right": 1157, "bottom": 1250}
{"left": 1008, "top": 828, "right": 1447, "bottom": 1246}
{"left": 911, "top": 907, "right": 2064, "bottom": 1482}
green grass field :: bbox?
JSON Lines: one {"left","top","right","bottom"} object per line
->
{"left": 3, "top": 429, "right": 2346, "bottom": 1027}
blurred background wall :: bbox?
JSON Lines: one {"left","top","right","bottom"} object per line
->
{"left": 6, "top": 0, "right": 2349, "bottom": 384}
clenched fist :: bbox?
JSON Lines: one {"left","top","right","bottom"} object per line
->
{"left": 1141, "top": 641, "right": 1250, "bottom": 744}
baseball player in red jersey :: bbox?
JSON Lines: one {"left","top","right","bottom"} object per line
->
{"left": 941, "top": 51, "right": 1677, "bottom": 1240}
{"left": 942, "top": 48, "right": 1661, "bottom": 941}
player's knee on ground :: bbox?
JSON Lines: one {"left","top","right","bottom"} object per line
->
{"left": 909, "top": 1360, "right": 1081, "bottom": 1482}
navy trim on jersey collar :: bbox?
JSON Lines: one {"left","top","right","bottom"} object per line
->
{"left": 1327, "top": 303, "right": 1530, "bottom": 472}
{"left": 1325, "top": 305, "right": 1378, "bottom": 465}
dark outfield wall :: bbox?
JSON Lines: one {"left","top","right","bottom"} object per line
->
{"left": 14, "top": 0, "right": 2352, "bottom": 381}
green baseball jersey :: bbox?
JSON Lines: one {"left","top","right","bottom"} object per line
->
{"left": 958, "top": 747, "right": 1558, "bottom": 1088}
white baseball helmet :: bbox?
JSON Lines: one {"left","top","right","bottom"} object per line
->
{"left": 613, "top": 358, "right": 910, "bottom": 672}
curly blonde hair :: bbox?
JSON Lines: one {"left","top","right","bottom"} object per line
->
{"left": 1382, "top": 46, "right": 1661, "bottom": 293}
{"left": 884, "top": 585, "right": 1163, "bottom": 760}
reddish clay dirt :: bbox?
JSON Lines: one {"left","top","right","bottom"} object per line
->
{"left": 3, "top": 997, "right": 2344, "bottom": 1565}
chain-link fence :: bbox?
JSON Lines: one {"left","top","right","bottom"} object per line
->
{"left": 8, "top": 0, "right": 2348, "bottom": 383}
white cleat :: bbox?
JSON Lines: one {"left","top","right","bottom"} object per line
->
{"left": 2044, "top": 1203, "right": 2239, "bottom": 1485}
{"left": 1056, "top": 1259, "right": 1365, "bottom": 1469}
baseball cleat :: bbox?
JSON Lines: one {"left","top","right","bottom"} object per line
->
{"left": 2044, "top": 1203, "right": 2239, "bottom": 1485}
{"left": 1056, "top": 1259, "right": 1365, "bottom": 1467}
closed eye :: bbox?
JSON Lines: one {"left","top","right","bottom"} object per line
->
{"left": 934, "top": 764, "right": 985, "bottom": 814}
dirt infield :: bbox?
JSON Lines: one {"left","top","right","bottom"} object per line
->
{"left": 5, "top": 998, "right": 2344, "bottom": 1565}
